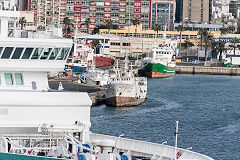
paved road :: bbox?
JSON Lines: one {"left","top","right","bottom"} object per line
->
{"left": 49, "top": 78, "right": 102, "bottom": 93}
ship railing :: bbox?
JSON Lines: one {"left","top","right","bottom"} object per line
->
{"left": 90, "top": 133, "right": 214, "bottom": 160}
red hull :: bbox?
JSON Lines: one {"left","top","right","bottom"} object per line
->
{"left": 145, "top": 72, "right": 175, "bottom": 78}
{"left": 94, "top": 57, "right": 115, "bottom": 68}
{"left": 106, "top": 96, "right": 146, "bottom": 107}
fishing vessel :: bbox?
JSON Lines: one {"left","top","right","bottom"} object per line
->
{"left": 82, "top": 65, "right": 110, "bottom": 86}
{"left": 105, "top": 57, "right": 148, "bottom": 107}
{"left": 0, "top": 10, "right": 213, "bottom": 160}
{"left": 141, "top": 42, "right": 176, "bottom": 78}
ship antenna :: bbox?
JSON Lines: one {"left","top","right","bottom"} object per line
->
{"left": 163, "top": 24, "right": 167, "bottom": 45}
{"left": 73, "top": 17, "right": 78, "bottom": 59}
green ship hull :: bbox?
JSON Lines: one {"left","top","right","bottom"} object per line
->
{"left": 142, "top": 63, "right": 175, "bottom": 78}
{"left": 0, "top": 153, "right": 66, "bottom": 160}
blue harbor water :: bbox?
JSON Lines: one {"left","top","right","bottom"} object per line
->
{"left": 90, "top": 75, "right": 240, "bottom": 160}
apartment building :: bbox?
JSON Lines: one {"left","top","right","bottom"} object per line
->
{"left": 150, "top": 0, "right": 175, "bottom": 31}
{"left": 28, "top": 0, "right": 176, "bottom": 33}
{"left": 176, "top": 0, "right": 209, "bottom": 23}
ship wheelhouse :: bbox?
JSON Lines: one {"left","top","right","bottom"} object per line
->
{"left": 0, "top": 37, "right": 72, "bottom": 91}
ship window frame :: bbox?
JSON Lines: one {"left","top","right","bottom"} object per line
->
{"left": 0, "top": 47, "right": 4, "bottom": 57}
{"left": 40, "top": 48, "right": 53, "bottom": 60}
{"left": 1, "top": 47, "right": 14, "bottom": 59}
{"left": 56, "top": 48, "right": 70, "bottom": 60}
{"left": 14, "top": 73, "right": 23, "bottom": 85}
{"left": 63, "top": 48, "right": 71, "bottom": 60}
{"left": 31, "top": 48, "right": 44, "bottom": 59}
{"left": 48, "top": 48, "right": 61, "bottom": 60}
{"left": 55, "top": 48, "right": 63, "bottom": 60}
{"left": 11, "top": 47, "right": 24, "bottom": 59}
{"left": 4, "top": 73, "right": 14, "bottom": 85}
{"left": 21, "top": 48, "right": 34, "bottom": 59}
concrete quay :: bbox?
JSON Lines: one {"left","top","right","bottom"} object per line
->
{"left": 48, "top": 77, "right": 106, "bottom": 106}
{"left": 176, "top": 66, "right": 240, "bottom": 76}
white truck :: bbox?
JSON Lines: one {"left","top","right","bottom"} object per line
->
{"left": 224, "top": 56, "right": 240, "bottom": 67}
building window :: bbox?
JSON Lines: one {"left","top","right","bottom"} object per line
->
{"left": 14, "top": 73, "right": 23, "bottom": 85}
{"left": 111, "top": 42, "right": 120, "bottom": 46}
{"left": 123, "top": 43, "right": 131, "bottom": 46}
{"left": 4, "top": 73, "right": 13, "bottom": 85}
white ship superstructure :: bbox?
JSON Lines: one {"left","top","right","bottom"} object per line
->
{"left": 105, "top": 57, "right": 147, "bottom": 107}
{"left": 0, "top": 10, "right": 214, "bottom": 160}
{"left": 0, "top": 11, "right": 91, "bottom": 138}
{"left": 83, "top": 66, "right": 110, "bottom": 86}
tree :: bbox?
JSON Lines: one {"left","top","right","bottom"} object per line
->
{"left": 154, "top": 24, "right": 161, "bottom": 38}
{"left": 85, "top": 18, "right": 91, "bottom": 34}
{"left": 228, "top": 26, "right": 235, "bottom": 33}
{"left": 213, "top": 41, "right": 226, "bottom": 62}
{"left": 202, "top": 30, "right": 212, "bottom": 61}
{"left": 177, "top": 25, "right": 185, "bottom": 55}
{"left": 92, "top": 40, "right": 101, "bottom": 55}
{"left": 198, "top": 28, "right": 204, "bottom": 49}
{"left": 132, "top": 19, "right": 140, "bottom": 37}
{"left": 183, "top": 38, "right": 194, "bottom": 55}
{"left": 106, "top": 20, "right": 113, "bottom": 34}
{"left": 219, "top": 25, "right": 228, "bottom": 35}
{"left": 229, "top": 37, "right": 239, "bottom": 56}
{"left": 63, "top": 17, "right": 72, "bottom": 38}
{"left": 19, "top": 17, "right": 26, "bottom": 30}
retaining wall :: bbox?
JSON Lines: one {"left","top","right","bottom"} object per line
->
{"left": 176, "top": 66, "right": 240, "bottom": 76}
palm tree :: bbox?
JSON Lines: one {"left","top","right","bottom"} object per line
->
{"left": 183, "top": 38, "right": 194, "bottom": 55}
{"left": 84, "top": 18, "right": 91, "bottom": 34}
{"left": 213, "top": 41, "right": 226, "bottom": 62}
{"left": 63, "top": 17, "right": 72, "bottom": 38}
{"left": 177, "top": 25, "right": 185, "bottom": 55}
{"left": 230, "top": 37, "right": 239, "bottom": 56}
{"left": 19, "top": 17, "right": 26, "bottom": 30}
{"left": 132, "top": 19, "right": 140, "bottom": 37}
{"left": 197, "top": 28, "right": 204, "bottom": 49}
{"left": 202, "top": 30, "right": 212, "bottom": 61}
{"left": 228, "top": 26, "right": 235, "bottom": 33}
{"left": 106, "top": 20, "right": 113, "bottom": 34}
{"left": 219, "top": 25, "right": 228, "bottom": 35}
{"left": 92, "top": 40, "right": 101, "bottom": 55}
{"left": 154, "top": 24, "right": 161, "bottom": 38}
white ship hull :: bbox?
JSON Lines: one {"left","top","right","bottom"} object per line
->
{"left": 105, "top": 78, "right": 147, "bottom": 107}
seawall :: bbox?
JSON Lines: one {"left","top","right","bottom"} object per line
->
{"left": 176, "top": 66, "right": 240, "bottom": 76}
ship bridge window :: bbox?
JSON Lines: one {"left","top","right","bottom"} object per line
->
{"left": 11, "top": 48, "right": 24, "bottom": 59}
{"left": 57, "top": 48, "right": 70, "bottom": 60}
{"left": 14, "top": 73, "right": 23, "bottom": 85}
{"left": 22, "top": 48, "right": 34, "bottom": 59}
{"left": 0, "top": 47, "right": 3, "bottom": 55}
{"left": 1, "top": 47, "right": 14, "bottom": 59}
{"left": 49, "top": 48, "right": 60, "bottom": 60}
{"left": 40, "top": 48, "right": 52, "bottom": 59}
{"left": 4, "top": 73, "right": 13, "bottom": 85}
{"left": 31, "top": 48, "right": 44, "bottom": 59}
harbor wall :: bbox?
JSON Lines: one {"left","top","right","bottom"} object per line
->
{"left": 176, "top": 66, "right": 240, "bottom": 76}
